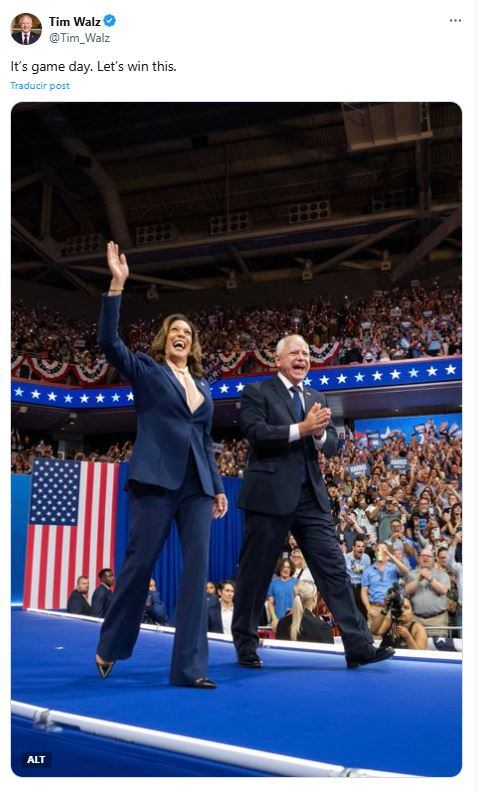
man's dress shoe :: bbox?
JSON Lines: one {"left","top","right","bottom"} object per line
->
{"left": 346, "top": 645, "right": 395, "bottom": 669}
{"left": 237, "top": 652, "right": 263, "bottom": 668}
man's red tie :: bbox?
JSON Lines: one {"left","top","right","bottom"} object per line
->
{"left": 23, "top": 35, "right": 28, "bottom": 44}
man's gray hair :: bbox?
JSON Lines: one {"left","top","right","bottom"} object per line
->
{"left": 275, "top": 334, "right": 309, "bottom": 356}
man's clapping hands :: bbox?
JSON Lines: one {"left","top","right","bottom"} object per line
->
{"left": 300, "top": 403, "right": 331, "bottom": 438}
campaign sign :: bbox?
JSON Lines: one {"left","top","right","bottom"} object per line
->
{"left": 367, "top": 432, "right": 382, "bottom": 448}
{"left": 348, "top": 462, "right": 370, "bottom": 479}
{"left": 389, "top": 457, "right": 409, "bottom": 472}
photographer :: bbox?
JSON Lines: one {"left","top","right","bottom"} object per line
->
{"left": 360, "top": 543, "right": 409, "bottom": 635}
{"left": 371, "top": 588, "right": 428, "bottom": 650}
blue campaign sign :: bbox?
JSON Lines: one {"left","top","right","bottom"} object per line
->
{"left": 355, "top": 413, "right": 462, "bottom": 444}
{"left": 348, "top": 462, "right": 370, "bottom": 479}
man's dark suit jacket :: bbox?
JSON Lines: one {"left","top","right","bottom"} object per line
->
{"left": 12, "top": 31, "right": 40, "bottom": 44}
{"left": 98, "top": 294, "right": 224, "bottom": 496}
{"left": 207, "top": 599, "right": 224, "bottom": 633}
{"left": 275, "top": 610, "right": 334, "bottom": 643}
{"left": 66, "top": 589, "right": 92, "bottom": 616}
{"left": 237, "top": 377, "right": 338, "bottom": 515}
{"left": 91, "top": 584, "right": 113, "bottom": 618}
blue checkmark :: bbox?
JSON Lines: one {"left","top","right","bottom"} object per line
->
{"left": 103, "top": 14, "right": 116, "bottom": 27}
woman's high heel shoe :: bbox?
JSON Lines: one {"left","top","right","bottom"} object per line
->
{"left": 95, "top": 654, "right": 115, "bottom": 679}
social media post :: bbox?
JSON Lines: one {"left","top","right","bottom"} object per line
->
{"left": 4, "top": 2, "right": 475, "bottom": 101}
{"left": 3, "top": 2, "right": 478, "bottom": 790}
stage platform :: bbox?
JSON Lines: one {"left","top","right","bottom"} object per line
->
{"left": 11, "top": 609, "right": 461, "bottom": 777}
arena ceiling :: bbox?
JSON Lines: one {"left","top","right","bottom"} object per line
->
{"left": 12, "top": 101, "right": 461, "bottom": 295}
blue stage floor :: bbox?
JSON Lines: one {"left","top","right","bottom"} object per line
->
{"left": 11, "top": 610, "right": 461, "bottom": 776}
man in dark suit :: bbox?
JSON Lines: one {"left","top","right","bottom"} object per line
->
{"left": 207, "top": 580, "right": 235, "bottom": 635}
{"left": 66, "top": 575, "right": 92, "bottom": 616}
{"left": 232, "top": 334, "right": 395, "bottom": 669}
{"left": 12, "top": 15, "right": 40, "bottom": 44}
{"left": 91, "top": 568, "right": 114, "bottom": 618}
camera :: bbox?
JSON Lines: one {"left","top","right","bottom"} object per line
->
{"left": 387, "top": 582, "right": 405, "bottom": 621}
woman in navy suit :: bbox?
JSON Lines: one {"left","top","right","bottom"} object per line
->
{"left": 95, "top": 242, "right": 227, "bottom": 688}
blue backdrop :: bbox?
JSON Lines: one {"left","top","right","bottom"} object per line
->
{"left": 11, "top": 472, "right": 244, "bottom": 620}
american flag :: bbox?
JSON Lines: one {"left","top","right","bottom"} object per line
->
{"left": 23, "top": 459, "right": 119, "bottom": 610}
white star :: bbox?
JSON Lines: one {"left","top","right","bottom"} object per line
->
{"left": 14, "top": 387, "right": 24, "bottom": 396}
{"left": 111, "top": 393, "right": 120, "bottom": 402}
{"left": 220, "top": 384, "right": 229, "bottom": 394}
{"left": 409, "top": 368, "right": 419, "bottom": 378}
{"left": 426, "top": 366, "right": 437, "bottom": 377}
{"left": 236, "top": 383, "right": 245, "bottom": 392}
{"left": 372, "top": 371, "right": 383, "bottom": 381}
{"left": 64, "top": 394, "right": 73, "bottom": 403}
{"left": 47, "top": 391, "right": 57, "bottom": 401}
{"left": 390, "top": 369, "right": 401, "bottom": 380}
{"left": 320, "top": 375, "right": 329, "bottom": 385}
{"left": 355, "top": 373, "right": 364, "bottom": 382}
{"left": 337, "top": 374, "right": 347, "bottom": 384}
{"left": 80, "top": 394, "right": 89, "bottom": 403}
{"left": 96, "top": 394, "right": 105, "bottom": 403}
{"left": 31, "top": 389, "right": 41, "bottom": 399}
{"left": 127, "top": 391, "right": 134, "bottom": 402}
{"left": 445, "top": 364, "right": 456, "bottom": 375}
{"left": 304, "top": 377, "right": 312, "bottom": 385}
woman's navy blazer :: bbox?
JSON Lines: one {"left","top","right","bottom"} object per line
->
{"left": 98, "top": 294, "right": 224, "bottom": 497}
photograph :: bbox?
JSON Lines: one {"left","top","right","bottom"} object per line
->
{"left": 11, "top": 101, "right": 462, "bottom": 777}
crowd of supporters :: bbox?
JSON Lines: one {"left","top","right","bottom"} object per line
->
{"left": 12, "top": 281, "right": 461, "bottom": 375}
{"left": 12, "top": 423, "right": 463, "bottom": 643}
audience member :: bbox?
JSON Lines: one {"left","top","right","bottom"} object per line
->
{"left": 275, "top": 580, "right": 334, "bottom": 643}
{"left": 142, "top": 579, "right": 168, "bottom": 625}
{"left": 207, "top": 580, "right": 236, "bottom": 635}
{"left": 344, "top": 537, "right": 371, "bottom": 618}
{"left": 66, "top": 575, "right": 92, "bottom": 616}
{"left": 372, "top": 595, "right": 428, "bottom": 650}
{"left": 360, "top": 543, "right": 409, "bottom": 634}
{"left": 266, "top": 558, "right": 297, "bottom": 629}
{"left": 405, "top": 548, "right": 450, "bottom": 636}
{"left": 91, "top": 568, "right": 114, "bottom": 618}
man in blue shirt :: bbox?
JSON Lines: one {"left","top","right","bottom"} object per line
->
{"left": 361, "top": 544, "right": 409, "bottom": 634}
{"left": 345, "top": 538, "right": 371, "bottom": 618}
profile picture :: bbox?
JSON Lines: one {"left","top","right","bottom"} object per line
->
{"left": 11, "top": 13, "right": 42, "bottom": 44}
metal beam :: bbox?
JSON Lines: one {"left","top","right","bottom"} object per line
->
{"left": 391, "top": 208, "right": 462, "bottom": 282}
{"left": 58, "top": 269, "right": 100, "bottom": 297}
{"left": 313, "top": 220, "right": 414, "bottom": 274}
{"left": 11, "top": 218, "right": 61, "bottom": 264}
{"left": 11, "top": 170, "right": 45, "bottom": 192}
{"left": 227, "top": 244, "right": 253, "bottom": 279}
{"left": 71, "top": 265, "right": 204, "bottom": 291}
{"left": 40, "top": 179, "right": 53, "bottom": 239}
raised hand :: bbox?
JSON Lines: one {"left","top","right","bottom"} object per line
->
{"left": 106, "top": 241, "right": 129, "bottom": 287}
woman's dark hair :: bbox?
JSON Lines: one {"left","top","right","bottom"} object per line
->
{"left": 150, "top": 313, "right": 203, "bottom": 377}
{"left": 450, "top": 502, "right": 462, "bottom": 525}
{"left": 275, "top": 556, "right": 295, "bottom": 576}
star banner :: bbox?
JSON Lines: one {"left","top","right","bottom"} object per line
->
{"left": 11, "top": 356, "right": 462, "bottom": 409}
